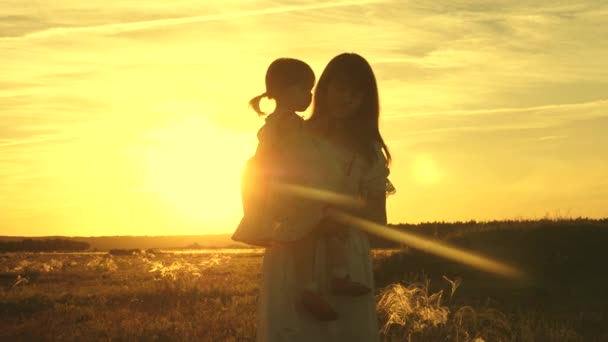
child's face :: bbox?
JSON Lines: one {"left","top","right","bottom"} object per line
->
{"left": 326, "top": 79, "right": 362, "bottom": 120}
{"left": 287, "top": 84, "right": 313, "bottom": 112}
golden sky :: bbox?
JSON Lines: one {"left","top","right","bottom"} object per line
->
{"left": 1, "top": 0, "right": 607, "bottom": 236}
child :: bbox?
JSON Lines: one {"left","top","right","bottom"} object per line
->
{"left": 232, "top": 58, "right": 370, "bottom": 322}
{"left": 232, "top": 57, "right": 317, "bottom": 247}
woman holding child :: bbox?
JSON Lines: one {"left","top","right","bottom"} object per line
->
{"left": 233, "top": 53, "right": 391, "bottom": 342}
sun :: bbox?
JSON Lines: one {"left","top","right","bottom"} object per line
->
{"left": 142, "top": 116, "right": 255, "bottom": 232}
{"left": 411, "top": 153, "right": 441, "bottom": 185}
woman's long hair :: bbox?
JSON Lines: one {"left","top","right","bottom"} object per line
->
{"left": 307, "top": 53, "right": 391, "bottom": 166}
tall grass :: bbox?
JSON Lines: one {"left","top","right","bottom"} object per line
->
{"left": 2, "top": 218, "right": 608, "bottom": 341}
{"left": 0, "top": 252, "right": 259, "bottom": 341}
{"left": 376, "top": 277, "right": 511, "bottom": 342}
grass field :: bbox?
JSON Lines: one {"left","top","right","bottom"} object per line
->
{"left": 1, "top": 219, "right": 608, "bottom": 341}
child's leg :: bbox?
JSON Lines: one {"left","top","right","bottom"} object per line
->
{"left": 292, "top": 233, "right": 318, "bottom": 292}
{"left": 291, "top": 233, "right": 339, "bottom": 321}
{"left": 326, "top": 228, "right": 371, "bottom": 296}
{"left": 326, "top": 235, "right": 349, "bottom": 279}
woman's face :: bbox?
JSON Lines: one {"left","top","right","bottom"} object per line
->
{"left": 326, "top": 79, "right": 362, "bottom": 120}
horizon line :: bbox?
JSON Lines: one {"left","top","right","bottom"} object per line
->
{"left": 1, "top": 216, "right": 606, "bottom": 238}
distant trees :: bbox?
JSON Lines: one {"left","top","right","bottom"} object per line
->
{"left": 0, "top": 239, "right": 90, "bottom": 253}
{"left": 368, "top": 218, "right": 608, "bottom": 248}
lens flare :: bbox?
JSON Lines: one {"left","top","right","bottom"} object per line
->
{"left": 271, "top": 182, "right": 366, "bottom": 208}
{"left": 328, "top": 209, "right": 524, "bottom": 279}
{"left": 275, "top": 181, "right": 524, "bottom": 279}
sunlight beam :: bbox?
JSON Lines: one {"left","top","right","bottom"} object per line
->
{"left": 274, "top": 181, "right": 524, "bottom": 279}
{"left": 272, "top": 182, "right": 366, "bottom": 208}
{"left": 328, "top": 209, "right": 525, "bottom": 279}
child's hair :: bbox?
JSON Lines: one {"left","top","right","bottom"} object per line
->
{"left": 249, "top": 58, "right": 315, "bottom": 116}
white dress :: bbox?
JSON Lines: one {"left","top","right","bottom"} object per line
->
{"left": 256, "top": 136, "right": 388, "bottom": 342}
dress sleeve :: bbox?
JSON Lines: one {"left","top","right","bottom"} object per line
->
{"left": 358, "top": 143, "right": 391, "bottom": 225}
{"left": 360, "top": 143, "right": 390, "bottom": 199}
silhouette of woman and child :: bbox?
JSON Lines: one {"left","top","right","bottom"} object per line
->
{"left": 232, "top": 53, "right": 395, "bottom": 342}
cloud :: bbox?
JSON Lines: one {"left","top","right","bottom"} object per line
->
{"left": 0, "top": 14, "right": 59, "bottom": 37}
{"left": 387, "top": 99, "right": 608, "bottom": 119}
{"left": 41, "top": 71, "right": 99, "bottom": 81}
{"left": 532, "top": 135, "right": 568, "bottom": 141}
{"left": 0, "top": 81, "right": 40, "bottom": 90}
{"left": 374, "top": 49, "right": 488, "bottom": 69}
{"left": 380, "top": 99, "right": 608, "bottom": 153}
{"left": 0, "top": 0, "right": 385, "bottom": 41}
{"left": 0, "top": 93, "right": 108, "bottom": 115}
{"left": 0, "top": 134, "right": 74, "bottom": 147}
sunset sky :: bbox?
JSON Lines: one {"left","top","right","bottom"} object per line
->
{"left": 1, "top": 0, "right": 607, "bottom": 236}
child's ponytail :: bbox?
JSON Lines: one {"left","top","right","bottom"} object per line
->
{"left": 249, "top": 92, "right": 268, "bottom": 116}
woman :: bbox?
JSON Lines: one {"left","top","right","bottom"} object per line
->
{"left": 256, "top": 53, "right": 391, "bottom": 342}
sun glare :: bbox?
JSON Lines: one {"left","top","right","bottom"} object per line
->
{"left": 411, "top": 153, "right": 441, "bottom": 185}
{"left": 142, "top": 116, "right": 254, "bottom": 231}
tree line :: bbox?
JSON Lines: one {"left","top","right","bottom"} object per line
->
{"left": 0, "top": 239, "right": 90, "bottom": 252}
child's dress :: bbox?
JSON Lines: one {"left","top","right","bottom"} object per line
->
{"left": 232, "top": 111, "right": 334, "bottom": 246}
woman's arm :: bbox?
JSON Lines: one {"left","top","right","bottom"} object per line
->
{"left": 358, "top": 142, "right": 390, "bottom": 225}
{"left": 363, "top": 195, "right": 387, "bottom": 225}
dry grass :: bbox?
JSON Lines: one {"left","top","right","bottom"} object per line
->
{"left": 371, "top": 219, "right": 608, "bottom": 342}
{"left": 376, "top": 276, "right": 515, "bottom": 342}
{"left": 0, "top": 251, "right": 260, "bottom": 341}
{"left": 1, "top": 222, "right": 608, "bottom": 342}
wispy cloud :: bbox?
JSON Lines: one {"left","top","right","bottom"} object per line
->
{"left": 0, "top": 134, "right": 74, "bottom": 147}
{"left": 386, "top": 99, "right": 608, "bottom": 119}
{"left": 0, "top": 0, "right": 385, "bottom": 41}
{"left": 374, "top": 49, "right": 488, "bottom": 69}
{"left": 534, "top": 135, "right": 568, "bottom": 141}
{"left": 381, "top": 99, "right": 608, "bottom": 150}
